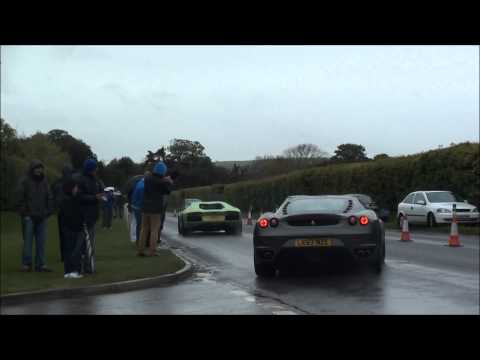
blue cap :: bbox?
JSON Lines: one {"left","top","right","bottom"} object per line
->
{"left": 84, "top": 159, "right": 97, "bottom": 174}
{"left": 153, "top": 161, "right": 167, "bottom": 176}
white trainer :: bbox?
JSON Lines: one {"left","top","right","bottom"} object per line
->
{"left": 64, "top": 273, "right": 72, "bottom": 278}
{"left": 69, "top": 272, "right": 83, "bottom": 279}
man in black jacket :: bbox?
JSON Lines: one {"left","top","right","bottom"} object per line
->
{"left": 74, "top": 158, "right": 105, "bottom": 273}
{"left": 51, "top": 164, "right": 74, "bottom": 262}
{"left": 59, "top": 178, "right": 85, "bottom": 278}
{"left": 138, "top": 161, "right": 172, "bottom": 257}
{"left": 15, "top": 160, "right": 54, "bottom": 272}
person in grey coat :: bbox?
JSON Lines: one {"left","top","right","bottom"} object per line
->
{"left": 15, "top": 160, "right": 54, "bottom": 272}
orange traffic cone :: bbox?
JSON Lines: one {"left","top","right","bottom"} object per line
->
{"left": 246, "top": 208, "right": 253, "bottom": 226}
{"left": 400, "top": 215, "right": 411, "bottom": 241}
{"left": 447, "top": 217, "right": 462, "bottom": 247}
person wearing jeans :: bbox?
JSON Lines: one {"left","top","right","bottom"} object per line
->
{"left": 15, "top": 159, "right": 54, "bottom": 272}
{"left": 21, "top": 216, "right": 48, "bottom": 271}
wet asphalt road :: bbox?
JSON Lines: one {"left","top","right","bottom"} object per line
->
{"left": 2, "top": 215, "right": 479, "bottom": 315}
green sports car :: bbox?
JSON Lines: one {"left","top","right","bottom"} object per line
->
{"left": 178, "top": 201, "right": 243, "bottom": 236}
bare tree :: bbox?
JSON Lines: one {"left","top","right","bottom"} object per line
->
{"left": 283, "top": 143, "right": 328, "bottom": 160}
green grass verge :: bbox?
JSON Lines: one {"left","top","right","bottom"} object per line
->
{"left": 1, "top": 211, "right": 185, "bottom": 295}
{"left": 383, "top": 219, "right": 480, "bottom": 236}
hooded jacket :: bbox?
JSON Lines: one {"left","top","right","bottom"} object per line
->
{"left": 59, "top": 178, "right": 85, "bottom": 232}
{"left": 142, "top": 174, "right": 172, "bottom": 214}
{"left": 51, "top": 164, "right": 74, "bottom": 211}
{"left": 15, "top": 160, "right": 54, "bottom": 219}
{"left": 74, "top": 170, "right": 105, "bottom": 224}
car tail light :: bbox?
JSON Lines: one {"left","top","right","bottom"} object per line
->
{"left": 259, "top": 218, "right": 269, "bottom": 229}
{"left": 348, "top": 216, "right": 357, "bottom": 225}
{"left": 269, "top": 218, "right": 279, "bottom": 227}
{"left": 359, "top": 216, "right": 369, "bottom": 225}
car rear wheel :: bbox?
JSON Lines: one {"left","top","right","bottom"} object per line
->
{"left": 427, "top": 212, "right": 437, "bottom": 228}
{"left": 177, "top": 219, "right": 183, "bottom": 235}
{"left": 254, "top": 263, "right": 276, "bottom": 277}
{"left": 254, "top": 254, "right": 276, "bottom": 277}
{"left": 373, "top": 241, "right": 385, "bottom": 273}
{"left": 227, "top": 224, "right": 242, "bottom": 236}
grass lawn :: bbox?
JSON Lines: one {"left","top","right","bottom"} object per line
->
{"left": 383, "top": 219, "right": 480, "bottom": 236}
{"left": 0, "top": 211, "right": 185, "bottom": 295}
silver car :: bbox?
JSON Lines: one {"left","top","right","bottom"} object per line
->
{"left": 397, "top": 191, "right": 479, "bottom": 227}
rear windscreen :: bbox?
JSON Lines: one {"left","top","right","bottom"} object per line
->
{"left": 285, "top": 198, "right": 357, "bottom": 214}
{"left": 199, "top": 203, "right": 224, "bottom": 210}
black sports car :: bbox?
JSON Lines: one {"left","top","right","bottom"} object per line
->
{"left": 253, "top": 195, "right": 386, "bottom": 277}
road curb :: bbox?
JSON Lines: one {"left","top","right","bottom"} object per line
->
{"left": 0, "top": 250, "right": 193, "bottom": 307}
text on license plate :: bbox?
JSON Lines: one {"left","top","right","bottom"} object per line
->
{"left": 295, "top": 239, "right": 333, "bottom": 247}
{"left": 203, "top": 215, "right": 225, "bottom": 222}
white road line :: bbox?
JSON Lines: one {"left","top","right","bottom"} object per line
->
{"left": 230, "top": 290, "right": 249, "bottom": 296}
{"left": 385, "top": 235, "right": 479, "bottom": 249}
{"left": 272, "top": 310, "right": 297, "bottom": 315}
{"left": 387, "top": 260, "right": 479, "bottom": 290}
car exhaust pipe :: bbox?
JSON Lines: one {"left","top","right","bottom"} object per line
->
{"left": 355, "top": 249, "right": 372, "bottom": 258}
{"left": 262, "top": 250, "right": 274, "bottom": 259}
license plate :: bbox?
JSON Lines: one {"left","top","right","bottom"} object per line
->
{"left": 202, "top": 215, "right": 225, "bottom": 222}
{"left": 295, "top": 239, "right": 333, "bottom": 247}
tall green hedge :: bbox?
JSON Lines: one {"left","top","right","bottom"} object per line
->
{"left": 169, "top": 142, "right": 480, "bottom": 214}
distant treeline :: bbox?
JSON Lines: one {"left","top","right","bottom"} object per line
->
{"left": 168, "top": 142, "right": 480, "bottom": 214}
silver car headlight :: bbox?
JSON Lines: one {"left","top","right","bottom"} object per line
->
{"left": 436, "top": 208, "right": 451, "bottom": 213}
{"left": 472, "top": 208, "right": 478, "bottom": 213}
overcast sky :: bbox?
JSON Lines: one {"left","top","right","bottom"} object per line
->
{"left": 1, "top": 45, "right": 478, "bottom": 163}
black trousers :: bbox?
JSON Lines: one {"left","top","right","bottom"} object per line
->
{"left": 62, "top": 227, "right": 84, "bottom": 274}
{"left": 58, "top": 212, "right": 66, "bottom": 262}
{"left": 102, "top": 206, "right": 113, "bottom": 228}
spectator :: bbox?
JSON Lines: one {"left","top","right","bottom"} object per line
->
{"left": 131, "top": 177, "right": 145, "bottom": 245}
{"left": 51, "top": 164, "right": 74, "bottom": 262}
{"left": 59, "top": 178, "right": 85, "bottom": 279}
{"left": 102, "top": 188, "right": 114, "bottom": 228}
{"left": 138, "top": 162, "right": 172, "bottom": 257}
{"left": 113, "top": 190, "right": 124, "bottom": 219}
{"left": 15, "top": 159, "right": 54, "bottom": 272}
{"left": 157, "top": 170, "right": 179, "bottom": 248}
{"left": 75, "top": 158, "right": 105, "bottom": 274}
{"left": 124, "top": 174, "right": 145, "bottom": 242}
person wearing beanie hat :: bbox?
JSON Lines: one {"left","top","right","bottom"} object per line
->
{"left": 75, "top": 158, "right": 105, "bottom": 273}
{"left": 137, "top": 161, "right": 173, "bottom": 256}
{"left": 153, "top": 161, "right": 167, "bottom": 176}
{"left": 83, "top": 158, "right": 98, "bottom": 175}
{"left": 59, "top": 178, "right": 85, "bottom": 278}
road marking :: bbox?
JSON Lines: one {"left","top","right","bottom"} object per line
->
{"left": 272, "top": 310, "right": 297, "bottom": 315}
{"left": 385, "top": 235, "right": 479, "bottom": 249}
{"left": 195, "top": 273, "right": 211, "bottom": 277}
{"left": 387, "top": 260, "right": 479, "bottom": 290}
{"left": 244, "top": 296, "right": 256, "bottom": 302}
{"left": 230, "top": 290, "right": 249, "bottom": 296}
